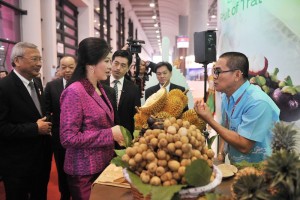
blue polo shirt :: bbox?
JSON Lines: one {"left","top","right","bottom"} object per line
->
{"left": 221, "top": 81, "right": 280, "bottom": 164}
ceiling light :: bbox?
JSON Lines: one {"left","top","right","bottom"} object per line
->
{"left": 158, "top": 39, "right": 161, "bottom": 42}
{"left": 156, "top": 30, "right": 159, "bottom": 33}
{"left": 94, "top": 20, "right": 97, "bottom": 23}
{"left": 96, "top": 7, "right": 100, "bottom": 11}
{"left": 157, "top": 35, "right": 160, "bottom": 38}
{"left": 152, "top": 15, "right": 157, "bottom": 19}
{"left": 149, "top": 3, "right": 155, "bottom": 7}
{"left": 95, "top": 32, "right": 99, "bottom": 35}
{"left": 207, "top": 23, "right": 210, "bottom": 26}
{"left": 154, "top": 23, "right": 158, "bottom": 27}
{"left": 211, "top": 15, "right": 216, "bottom": 18}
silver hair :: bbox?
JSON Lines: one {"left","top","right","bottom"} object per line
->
{"left": 10, "top": 42, "right": 38, "bottom": 67}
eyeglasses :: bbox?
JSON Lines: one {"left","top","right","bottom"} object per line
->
{"left": 17, "top": 56, "right": 43, "bottom": 63}
{"left": 213, "top": 68, "right": 239, "bottom": 78}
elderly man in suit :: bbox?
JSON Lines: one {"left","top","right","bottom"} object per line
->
{"left": 44, "top": 56, "right": 76, "bottom": 200}
{"left": 0, "top": 42, "right": 52, "bottom": 200}
{"left": 145, "top": 61, "right": 186, "bottom": 99}
{"left": 103, "top": 50, "right": 141, "bottom": 135}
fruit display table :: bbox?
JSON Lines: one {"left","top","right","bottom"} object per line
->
{"left": 89, "top": 174, "right": 233, "bottom": 200}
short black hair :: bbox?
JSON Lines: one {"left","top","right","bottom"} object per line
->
{"left": 154, "top": 61, "right": 172, "bottom": 73}
{"left": 219, "top": 52, "right": 249, "bottom": 79}
{"left": 112, "top": 50, "right": 132, "bottom": 67}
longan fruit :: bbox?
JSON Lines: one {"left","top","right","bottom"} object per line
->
{"left": 128, "top": 158, "right": 136, "bottom": 167}
{"left": 170, "top": 179, "right": 177, "bottom": 185}
{"left": 147, "top": 162, "right": 157, "bottom": 173}
{"left": 178, "top": 127, "right": 187, "bottom": 136}
{"left": 182, "top": 152, "right": 192, "bottom": 159}
{"left": 181, "top": 159, "right": 191, "bottom": 166}
{"left": 191, "top": 156, "right": 197, "bottom": 161}
{"left": 163, "top": 180, "right": 171, "bottom": 186}
{"left": 172, "top": 123, "right": 179, "bottom": 131}
{"left": 167, "top": 126, "right": 177, "bottom": 135}
{"left": 150, "top": 138, "right": 158, "bottom": 147}
{"left": 155, "top": 166, "right": 165, "bottom": 177}
{"left": 139, "top": 143, "right": 148, "bottom": 152}
{"left": 169, "top": 117, "right": 176, "bottom": 124}
{"left": 157, "top": 159, "right": 167, "bottom": 167}
{"left": 206, "top": 149, "right": 215, "bottom": 158}
{"left": 140, "top": 173, "right": 150, "bottom": 184}
{"left": 182, "top": 143, "right": 192, "bottom": 153}
{"left": 180, "top": 136, "right": 189, "bottom": 144}
{"left": 168, "top": 160, "right": 180, "bottom": 172}
{"left": 172, "top": 172, "right": 181, "bottom": 180}
{"left": 161, "top": 172, "right": 172, "bottom": 182}
{"left": 139, "top": 137, "right": 147, "bottom": 144}
{"left": 122, "top": 154, "right": 130, "bottom": 163}
{"left": 182, "top": 120, "right": 190, "bottom": 128}
{"left": 158, "top": 138, "right": 168, "bottom": 148}
{"left": 150, "top": 176, "right": 161, "bottom": 186}
{"left": 173, "top": 134, "right": 181, "bottom": 142}
{"left": 189, "top": 124, "right": 197, "bottom": 131}
{"left": 175, "top": 149, "right": 183, "bottom": 157}
{"left": 126, "top": 147, "right": 137, "bottom": 157}
{"left": 157, "top": 150, "right": 167, "bottom": 160}
{"left": 167, "top": 143, "right": 176, "bottom": 153}
{"left": 207, "top": 159, "right": 213, "bottom": 167}
{"left": 134, "top": 153, "right": 143, "bottom": 163}
{"left": 157, "top": 132, "right": 166, "bottom": 140}
{"left": 163, "top": 119, "right": 172, "bottom": 128}
{"left": 146, "top": 152, "right": 156, "bottom": 161}
{"left": 178, "top": 166, "right": 186, "bottom": 176}
{"left": 166, "top": 134, "right": 174, "bottom": 143}
{"left": 176, "top": 119, "right": 183, "bottom": 127}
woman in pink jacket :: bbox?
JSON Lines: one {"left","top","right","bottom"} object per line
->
{"left": 60, "top": 37, "right": 124, "bottom": 200}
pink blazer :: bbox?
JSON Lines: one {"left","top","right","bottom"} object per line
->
{"left": 60, "top": 79, "right": 115, "bottom": 175}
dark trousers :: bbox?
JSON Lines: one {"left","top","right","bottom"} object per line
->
{"left": 67, "top": 173, "right": 100, "bottom": 200}
{"left": 2, "top": 173, "right": 49, "bottom": 200}
{"left": 53, "top": 147, "right": 70, "bottom": 200}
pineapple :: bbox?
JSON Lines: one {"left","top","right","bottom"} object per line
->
{"left": 231, "top": 167, "right": 270, "bottom": 200}
{"left": 271, "top": 121, "right": 298, "bottom": 152}
{"left": 264, "top": 149, "right": 300, "bottom": 200}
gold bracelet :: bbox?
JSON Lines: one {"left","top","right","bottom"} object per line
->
{"left": 218, "top": 152, "right": 223, "bottom": 155}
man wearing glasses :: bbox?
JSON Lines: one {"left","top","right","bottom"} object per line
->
{"left": 194, "top": 52, "right": 280, "bottom": 165}
{"left": 0, "top": 42, "right": 52, "bottom": 200}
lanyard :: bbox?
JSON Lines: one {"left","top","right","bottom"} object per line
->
{"left": 225, "top": 87, "right": 248, "bottom": 128}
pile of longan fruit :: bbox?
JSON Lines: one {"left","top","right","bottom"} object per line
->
{"left": 122, "top": 117, "right": 215, "bottom": 186}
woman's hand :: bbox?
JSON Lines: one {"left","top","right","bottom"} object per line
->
{"left": 111, "top": 125, "right": 125, "bottom": 146}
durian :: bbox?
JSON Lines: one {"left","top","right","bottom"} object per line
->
{"left": 181, "top": 109, "right": 206, "bottom": 132}
{"left": 140, "top": 87, "right": 167, "bottom": 114}
{"left": 134, "top": 107, "right": 149, "bottom": 130}
{"left": 154, "top": 111, "right": 172, "bottom": 119}
{"left": 162, "top": 96, "right": 185, "bottom": 118}
{"left": 168, "top": 89, "right": 189, "bottom": 107}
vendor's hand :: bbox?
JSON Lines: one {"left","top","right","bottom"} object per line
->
{"left": 37, "top": 117, "right": 52, "bottom": 135}
{"left": 194, "top": 99, "right": 213, "bottom": 122}
{"left": 217, "top": 153, "right": 225, "bottom": 162}
{"left": 111, "top": 125, "right": 125, "bottom": 146}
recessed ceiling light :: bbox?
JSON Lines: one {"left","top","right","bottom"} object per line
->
{"left": 157, "top": 35, "right": 160, "bottom": 38}
{"left": 211, "top": 15, "right": 216, "bottom": 18}
{"left": 152, "top": 15, "right": 157, "bottom": 19}
{"left": 207, "top": 23, "right": 210, "bottom": 26}
{"left": 156, "top": 30, "right": 159, "bottom": 33}
{"left": 149, "top": 3, "right": 155, "bottom": 7}
{"left": 96, "top": 7, "right": 100, "bottom": 11}
{"left": 154, "top": 24, "right": 158, "bottom": 27}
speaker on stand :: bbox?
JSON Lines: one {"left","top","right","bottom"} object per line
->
{"left": 194, "top": 31, "right": 216, "bottom": 100}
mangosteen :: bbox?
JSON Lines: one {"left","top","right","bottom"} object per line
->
{"left": 147, "top": 116, "right": 156, "bottom": 126}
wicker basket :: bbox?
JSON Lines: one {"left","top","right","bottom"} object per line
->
{"left": 123, "top": 165, "right": 222, "bottom": 200}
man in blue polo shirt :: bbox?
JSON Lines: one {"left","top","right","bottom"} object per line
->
{"left": 194, "top": 52, "right": 280, "bottom": 164}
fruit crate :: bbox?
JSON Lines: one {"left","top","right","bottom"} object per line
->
{"left": 123, "top": 165, "right": 222, "bottom": 200}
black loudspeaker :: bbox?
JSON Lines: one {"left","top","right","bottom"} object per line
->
{"left": 194, "top": 31, "right": 216, "bottom": 63}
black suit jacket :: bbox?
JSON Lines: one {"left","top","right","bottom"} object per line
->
{"left": 102, "top": 77, "right": 141, "bottom": 134}
{"left": 145, "top": 83, "right": 188, "bottom": 112}
{"left": 0, "top": 72, "right": 51, "bottom": 177}
{"left": 44, "top": 78, "right": 64, "bottom": 149}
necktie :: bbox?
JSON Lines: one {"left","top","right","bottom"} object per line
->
{"left": 113, "top": 80, "right": 119, "bottom": 107}
{"left": 29, "top": 81, "right": 42, "bottom": 115}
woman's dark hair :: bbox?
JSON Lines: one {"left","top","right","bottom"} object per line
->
{"left": 219, "top": 52, "right": 249, "bottom": 79}
{"left": 154, "top": 61, "right": 173, "bottom": 73}
{"left": 67, "top": 37, "right": 110, "bottom": 86}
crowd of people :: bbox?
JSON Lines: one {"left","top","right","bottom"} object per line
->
{"left": 0, "top": 38, "right": 279, "bottom": 200}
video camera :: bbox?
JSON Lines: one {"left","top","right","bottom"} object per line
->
{"left": 127, "top": 37, "right": 145, "bottom": 54}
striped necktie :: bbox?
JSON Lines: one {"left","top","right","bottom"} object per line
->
{"left": 29, "top": 81, "right": 42, "bottom": 115}
{"left": 113, "top": 80, "right": 119, "bottom": 106}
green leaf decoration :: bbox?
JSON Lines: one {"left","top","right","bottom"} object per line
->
{"left": 127, "top": 170, "right": 152, "bottom": 197}
{"left": 120, "top": 126, "right": 133, "bottom": 147}
{"left": 185, "top": 159, "right": 212, "bottom": 187}
{"left": 207, "top": 135, "right": 217, "bottom": 149}
{"left": 151, "top": 185, "right": 184, "bottom": 200}
{"left": 110, "top": 156, "right": 128, "bottom": 168}
{"left": 133, "top": 130, "right": 140, "bottom": 140}
{"left": 115, "top": 149, "right": 126, "bottom": 157}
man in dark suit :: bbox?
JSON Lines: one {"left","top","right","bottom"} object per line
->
{"left": 103, "top": 50, "right": 141, "bottom": 134}
{"left": 0, "top": 42, "right": 52, "bottom": 200}
{"left": 145, "top": 61, "right": 186, "bottom": 99}
{"left": 44, "top": 56, "right": 76, "bottom": 200}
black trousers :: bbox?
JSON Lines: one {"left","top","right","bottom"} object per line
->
{"left": 53, "top": 147, "right": 71, "bottom": 200}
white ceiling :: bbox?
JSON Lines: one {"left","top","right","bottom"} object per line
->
{"left": 128, "top": 0, "right": 217, "bottom": 56}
